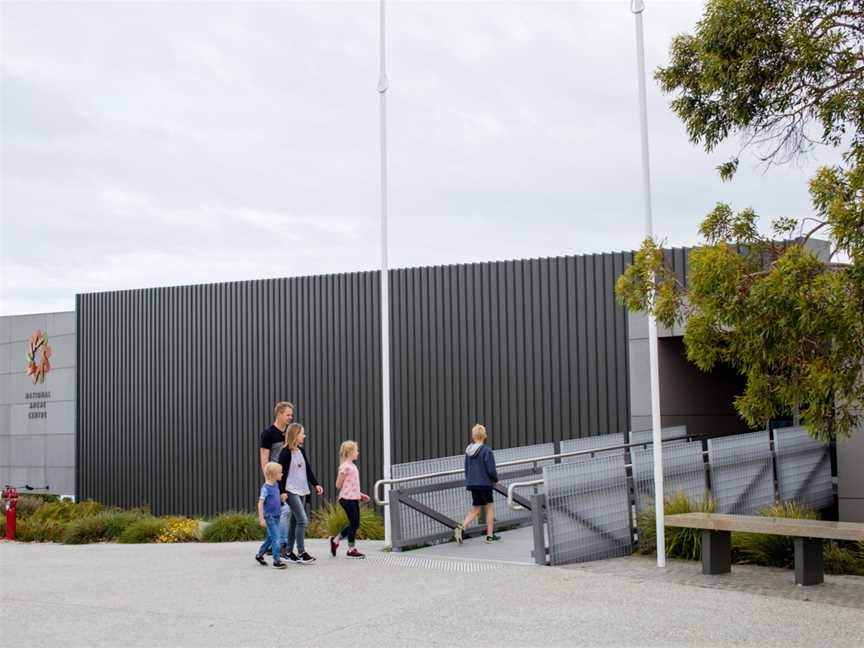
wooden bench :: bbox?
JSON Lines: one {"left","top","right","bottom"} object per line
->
{"left": 665, "top": 512, "right": 864, "bottom": 586}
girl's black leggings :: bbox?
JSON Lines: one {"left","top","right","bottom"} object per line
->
{"left": 338, "top": 498, "right": 360, "bottom": 544}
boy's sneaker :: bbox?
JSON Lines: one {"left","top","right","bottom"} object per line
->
{"left": 346, "top": 548, "right": 365, "bottom": 559}
{"left": 255, "top": 553, "right": 267, "bottom": 566}
{"left": 453, "top": 524, "right": 464, "bottom": 545}
{"left": 329, "top": 536, "right": 340, "bottom": 557}
{"left": 486, "top": 534, "right": 502, "bottom": 543}
{"left": 298, "top": 551, "right": 316, "bottom": 564}
{"left": 272, "top": 561, "right": 287, "bottom": 570}
{"left": 285, "top": 552, "right": 301, "bottom": 565}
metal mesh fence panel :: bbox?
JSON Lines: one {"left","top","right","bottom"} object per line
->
{"left": 543, "top": 456, "right": 633, "bottom": 565}
{"left": 708, "top": 431, "right": 775, "bottom": 514}
{"left": 493, "top": 443, "right": 555, "bottom": 524}
{"left": 628, "top": 425, "right": 688, "bottom": 447}
{"left": 391, "top": 454, "right": 464, "bottom": 544}
{"left": 632, "top": 439, "right": 707, "bottom": 516}
{"left": 560, "top": 434, "right": 625, "bottom": 460}
{"left": 774, "top": 426, "right": 833, "bottom": 511}
{"left": 390, "top": 443, "right": 552, "bottom": 546}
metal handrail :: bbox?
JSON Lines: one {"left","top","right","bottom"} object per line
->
{"left": 373, "top": 434, "right": 693, "bottom": 506}
{"left": 507, "top": 479, "right": 544, "bottom": 511}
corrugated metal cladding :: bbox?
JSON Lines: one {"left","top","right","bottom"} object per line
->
{"left": 77, "top": 252, "right": 634, "bottom": 516}
{"left": 390, "top": 253, "right": 633, "bottom": 463}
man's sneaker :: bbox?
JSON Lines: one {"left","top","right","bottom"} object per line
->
{"left": 346, "top": 548, "right": 365, "bottom": 559}
{"left": 280, "top": 543, "right": 289, "bottom": 559}
{"left": 255, "top": 553, "right": 267, "bottom": 566}
{"left": 329, "top": 536, "right": 340, "bottom": 557}
{"left": 272, "top": 561, "right": 288, "bottom": 570}
{"left": 486, "top": 534, "right": 502, "bottom": 543}
{"left": 285, "top": 552, "right": 301, "bottom": 565}
{"left": 298, "top": 551, "right": 316, "bottom": 564}
{"left": 454, "top": 524, "right": 464, "bottom": 545}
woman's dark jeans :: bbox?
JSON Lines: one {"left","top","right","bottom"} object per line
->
{"left": 338, "top": 498, "right": 360, "bottom": 545}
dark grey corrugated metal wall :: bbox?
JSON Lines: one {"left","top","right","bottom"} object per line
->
{"left": 390, "top": 253, "right": 633, "bottom": 461}
{"left": 76, "top": 252, "right": 632, "bottom": 516}
{"left": 76, "top": 274, "right": 382, "bottom": 517}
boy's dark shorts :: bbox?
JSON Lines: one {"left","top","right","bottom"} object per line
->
{"left": 468, "top": 487, "right": 494, "bottom": 506}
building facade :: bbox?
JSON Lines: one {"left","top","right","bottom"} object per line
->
{"left": 0, "top": 312, "right": 76, "bottom": 496}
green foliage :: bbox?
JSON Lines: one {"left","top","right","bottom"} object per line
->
{"left": 117, "top": 517, "right": 167, "bottom": 544}
{"left": 637, "top": 491, "right": 716, "bottom": 560}
{"left": 0, "top": 515, "right": 5, "bottom": 537}
{"left": 655, "top": 0, "right": 864, "bottom": 170}
{"left": 103, "top": 510, "right": 149, "bottom": 540}
{"left": 732, "top": 501, "right": 819, "bottom": 567}
{"left": 307, "top": 501, "right": 385, "bottom": 541}
{"left": 31, "top": 500, "right": 104, "bottom": 524}
{"left": 617, "top": 0, "right": 864, "bottom": 443}
{"left": 61, "top": 512, "right": 114, "bottom": 544}
{"left": 12, "top": 495, "right": 47, "bottom": 519}
{"left": 823, "top": 541, "right": 864, "bottom": 576}
{"left": 14, "top": 517, "right": 66, "bottom": 542}
{"left": 201, "top": 512, "right": 265, "bottom": 543}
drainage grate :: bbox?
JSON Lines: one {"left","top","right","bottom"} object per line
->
{"left": 364, "top": 554, "right": 504, "bottom": 573}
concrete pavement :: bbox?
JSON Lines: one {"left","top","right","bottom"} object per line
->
{"left": 1, "top": 539, "right": 863, "bottom": 647}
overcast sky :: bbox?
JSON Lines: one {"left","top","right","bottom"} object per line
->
{"left": 0, "top": 1, "right": 840, "bottom": 315}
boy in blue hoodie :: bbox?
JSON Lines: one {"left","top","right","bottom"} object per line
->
{"left": 454, "top": 424, "right": 501, "bottom": 544}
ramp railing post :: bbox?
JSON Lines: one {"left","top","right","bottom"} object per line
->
{"left": 530, "top": 493, "right": 547, "bottom": 566}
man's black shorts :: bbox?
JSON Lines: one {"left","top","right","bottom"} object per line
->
{"left": 469, "top": 487, "right": 494, "bottom": 506}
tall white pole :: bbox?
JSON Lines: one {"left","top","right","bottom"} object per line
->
{"left": 378, "top": 0, "right": 393, "bottom": 547}
{"left": 631, "top": 0, "right": 665, "bottom": 568}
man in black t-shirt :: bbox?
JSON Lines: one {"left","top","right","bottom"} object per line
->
{"left": 260, "top": 401, "right": 294, "bottom": 477}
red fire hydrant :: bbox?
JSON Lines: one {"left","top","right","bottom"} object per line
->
{"left": 2, "top": 486, "right": 18, "bottom": 541}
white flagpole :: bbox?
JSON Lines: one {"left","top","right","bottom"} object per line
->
{"left": 631, "top": 0, "right": 665, "bottom": 568}
{"left": 378, "top": 0, "right": 393, "bottom": 547}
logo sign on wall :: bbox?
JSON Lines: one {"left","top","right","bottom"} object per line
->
{"left": 26, "top": 329, "right": 52, "bottom": 385}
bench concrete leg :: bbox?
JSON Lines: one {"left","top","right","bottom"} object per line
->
{"left": 701, "top": 530, "right": 731, "bottom": 575}
{"left": 794, "top": 538, "right": 823, "bottom": 586}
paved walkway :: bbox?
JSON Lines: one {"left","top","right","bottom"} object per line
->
{"left": 2, "top": 539, "right": 863, "bottom": 647}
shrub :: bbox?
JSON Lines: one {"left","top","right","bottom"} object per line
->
{"left": 637, "top": 491, "right": 716, "bottom": 560}
{"left": 12, "top": 495, "right": 47, "bottom": 519}
{"left": 823, "top": 541, "right": 864, "bottom": 576}
{"left": 307, "top": 501, "right": 385, "bottom": 541}
{"left": 62, "top": 512, "right": 113, "bottom": 544}
{"left": 103, "top": 510, "right": 148, "bottom": 540}
{"left": 732, "top": 501, "right": 819, "bottom": 568}
{"left": 31, "top": 500, "right": 104, "bottom": 525}
{"left": 117, "top": 517, "right": 166, "bottom": 544}
{"left": 0, "top": 515, "right": 6, "bottom": 538}
{"left": 202, "top": 512, "right": 265, "bottom": 542}
{"left": 14, "top": 517, "right": 65, "bottom": 542}
{"left": 157, "top": 517, "right": 201, "bottom": 543}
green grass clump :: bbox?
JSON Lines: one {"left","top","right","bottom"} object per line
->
{"left": 638, "top": 491, "right": 716, "bottom": 560}
{"left": 732, "top": 501, "right": 819, "bottom": 568}
{"left": 11, "top": 495, "right": 48, "bottom": 519}
{"left": 307, "top": 501, "right": 385, "bottom": 541}
{"left": 201, "top": 512, "right": 265, "bottom": 542}
{"left": 14, "top": 517, "right": 66, "bottom": 542}
{"left": 31, "top": 499, "right": 104, "bottom": 524}
{"left": 117, "top": 516, "right": 167, "bottom": 544}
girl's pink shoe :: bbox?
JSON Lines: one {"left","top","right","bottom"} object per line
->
{"left": 329, "top": 536, "right": 340, "bottom": 557}
{"left": 346, "top": 548, "right": 365, "bottom": 559}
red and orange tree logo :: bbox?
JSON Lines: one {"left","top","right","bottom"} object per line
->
{"left": 26, "top": 329, "right": 52, "bottom": 385}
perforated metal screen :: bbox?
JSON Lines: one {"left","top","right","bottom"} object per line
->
{"left": 774, "top": 426, "right": 833, "bottom": 511}
{"left": 544, "top": 456, "right": 633, "bottom": 565}
{"left": 708, "top": 431, "right": 775, "bottom": 514}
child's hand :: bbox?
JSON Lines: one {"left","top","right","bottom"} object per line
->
{"left": 258, "top": 517, "right": 266, "bottom": 528}
{"left": 280, "top": 493, "right": 288, "bottom": 503}
{"left": 315, "top": 485, "right": 324, "bottom": 496}
{"left": 360, "top": 493, "right": 370, "bottom": 502}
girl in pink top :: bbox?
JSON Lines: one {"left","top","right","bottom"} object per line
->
{"left": 330, "top": 440, "right": 369, "bottom": 558}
